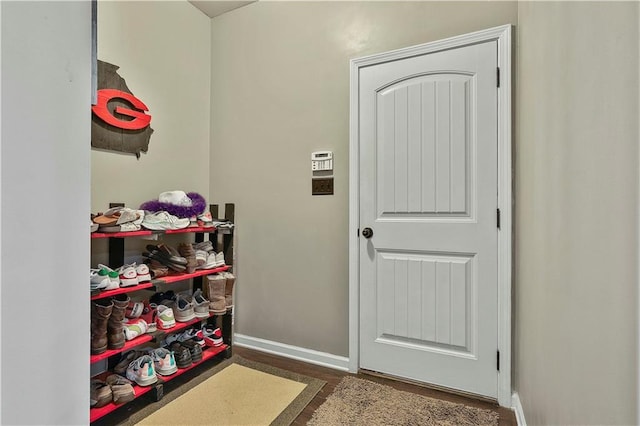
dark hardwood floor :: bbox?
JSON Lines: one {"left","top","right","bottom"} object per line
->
{"left": 234, "top": 346, "right": 516, "bottom": 426}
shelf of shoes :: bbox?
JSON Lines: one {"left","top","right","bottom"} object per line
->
{"left": 90, "top": 265, "right": 229, "bottom": 301}
{"left": 89, "top": 344, "right": 228, "bottom": 423}
{"left": 91, "top": 226, "right": 217, "bottom": 239}
{"left": 91, "top": 310, "right": 221, "bottom": 364}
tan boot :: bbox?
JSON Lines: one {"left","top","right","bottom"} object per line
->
{"left": 206, "top": 274, "right": 227, "bottom": 314}
{"left": 223, "top": 272, "right": 236, "bottom": 310}
{"left": 108, "top": 294, "right": 129, "bottom": 349}
{"left": 91, "top": 299, "right": 113, "bottom": 354}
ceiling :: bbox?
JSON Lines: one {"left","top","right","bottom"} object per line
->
{"left": 188, "top": 1, "right": 256, "bottom": 18}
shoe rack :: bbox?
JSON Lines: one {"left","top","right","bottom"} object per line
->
{"left": 90, "top": 203, "right": 236, "bottom": 424}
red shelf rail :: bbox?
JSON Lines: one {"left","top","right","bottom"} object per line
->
{"left": 91, "top": 226, "right": 217, "bottom": 239}
{"left": 90, "top": 334, "right": 154, "bottom": 364}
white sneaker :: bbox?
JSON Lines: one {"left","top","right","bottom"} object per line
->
{"left": 155, "top": 304, "right": 176, "bottom": 329}
{"left": 203, "top": 252, "right": 225, "bottom": 269}
{"left": 173, "top": 293, "right": 196, "bottom": 322}
{"left": 135, "top": 263, "right": 151, "bottom": 283}
{"left": 90, "top": 269, "right": 110, "bottom": 291}
{"left": 142, "top": 211, "right": 190, "bottom": 231}
{"left": 97, "top": 264, "right": 120, "bottom": 290}
{"left": 126, "top": 355, "right": 158, "bottom": 386}
{"left": 118, "top": 264, "right": 139, "bottom": 287}
{"left": 192, "top": 289, "right": 210, "bottom": 318}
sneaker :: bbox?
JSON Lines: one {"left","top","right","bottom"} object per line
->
{"left": 173, "top": 293, "right": 196, "bottom": 322}
{"left": 192, "top": 289, "right": 210, "bottom": 318}
{"left": 194, "top": 250, "right": 208, "bottom": 268}
{"left": 125, "top": 301, "right": 145, "bottom": 319}
{"left": 197, "top": 324, "right": 223, "bottom": 347}
{"left": 169, "top": 342, "right": 192, "bottom": 369}
{"left": 90, "top": 269, "right": 110, "bottom": 291}
{"left": 123, "top": 318, "right": 148, "bottom": 341}
{"left": 147, "top": 347, "right": 177, "bottom": 376}
{"left": 203, "top": 252, "right": 225, "bottom": 269}
{"left": 90, "top": 379, "right": 112, "bottom": 408}
{"left": 139, "top": 302, "right": 158, "bottom": 333}
{"left": 164, "top": 328, "right": 199, "bottom": 347}
{"left": 126, "top": 355, "right": 158, "bottom": 386}
{"left": 155, "top": 304, "right": 176, "bottom": 330}
{"left": 197, "top": 211, "right": 214, "bottom": 228}
{"left": 105, "top": 374, "right": 135, "bottom": 405}
{"left": 181, "top": 340, "right": 203, "bottom": 363}
{"left": 142, "top": 211, "right": 190, "bottom": 231}
{"left": 192, "top": 240, "right": 213, "bottom": 252}
{"left": 114, "top": 350, "right": 144, "bottom": 375}
{"left": 135, "top": 263, "right": 151, "bottom": 283}
{"left": 97, "top": 264, "right": 120, "bottom": 289}
{"left": 118, "top": 264, "right": 138, "bottom": 287}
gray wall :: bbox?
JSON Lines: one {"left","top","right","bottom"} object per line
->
{"left": 515, "top": 2, "right": 639, "bottom": 424}
{"left": 210, "top": 0, "right": 517, "bottom": 357}
{"left": 1, "top": 1, "right": 91, "bottom": 423}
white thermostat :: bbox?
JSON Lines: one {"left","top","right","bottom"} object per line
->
{"left": 311, "top": 151, "right": 333, "bottom": 171}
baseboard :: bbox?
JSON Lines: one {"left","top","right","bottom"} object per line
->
{"left": 512, "top": 392, "right": 527, "bottom": 426}
{"left": 233, "top": 333, "right": 350, "bottom": 372}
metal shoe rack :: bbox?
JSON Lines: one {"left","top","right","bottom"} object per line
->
{"left": 89, "top": 203, "right": 236, "bottom": 423}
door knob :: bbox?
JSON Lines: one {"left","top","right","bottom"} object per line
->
{"left": 362, "top": 227, "right": 374, "bottom": 239}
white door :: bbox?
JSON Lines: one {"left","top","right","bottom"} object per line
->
{"left": 358, "top": 40, "right": 499, "bottom": 398}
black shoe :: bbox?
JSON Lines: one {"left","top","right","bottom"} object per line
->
{"left": 181, "top": 340, "right": 203, "bottom": 363}
{"left": 169, "top": 342, "right": 192, "bottom": 368}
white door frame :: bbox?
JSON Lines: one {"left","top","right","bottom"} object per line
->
{"left": 348, "top": 24, "right": 513, "bottom": 407}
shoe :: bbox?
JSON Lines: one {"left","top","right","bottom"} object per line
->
{"left": 192, "top": 241, "right": 213, "bottom": 252}
{"left": 97, "top": 264, "right": 120, "bottom": 290}
{"left": 178, "top": 243, "right": 197, "bottom": 274}
{"left": 197, "top": 324, "right": 223, "bottom": 347}
{"left": 169, "top": 342, "right": 192, "bottom": 368}
{"left": 139, "top": 301, "right": 158, "bottom": 333}
{"left": 192, "top": 289, "right": 210, "bottom": 318}
{"left": 105, "top": 374, "right": 135, "bottom": 405}
{"left": 90, "top": 269, "right": 110, "bottom": 291}
{"left": 90, "top": 379, "right": 112, "bottom": 408}
{"left": 147, "top": 347, "right": 177, "bottom": 376}
{"left": 203, "top": 252, "right": 225, "bottom": 269}
{"left": 114, "top": 350, "right": 145, "bottom": 375}
{"left": 164, "top": 328, "right": 199, "bottom": 347}
{"left": 205, "top": 274, "right": 227, "bottom": 314}
{"left": 91, "top": 299, "right": 113, "bottom": 354}
{"left": 125, "top": 301, "right": 145, "bottom": 319}
{"left": 173, "top": 293, "right": 196, "bottom": 322}
{"left": 181, "top": 339, "right": 203, "bottom": 363}
{"left": 194, "top": 250, "right": 208, "bottom": 268}
{"left": 108, "top": 295, "right": 129, "bottom": 349}
{"left": 118, "top": 264, "right": 138, "bottom": 287}
{"left": 223, "top": 272, "right": 236, "bottom": 310}
{"left": 197, "top": 211, "right": 214, "bottom": 228}
{"left": 136, "top": 263, "right": 151, "bottom": 283}
{"left": 126, "top": 355, "right": 158, "bottom": 386}
{"left": 142, "top": 211, "right": 190, "bottom": 231}
{"left": 123, "top": 318, "right": 148, "bottom": 341}
{"left": 155, "top": 304, "right": 176, "bottom": 330}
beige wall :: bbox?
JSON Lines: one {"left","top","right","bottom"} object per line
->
{"left": 93, "top": 1, "right": 211, "bottom": 212}
{"left": 516, "top": 2, "right": 638, "bottom": 424}
{"left": 210, "top": 2, "right": 517, "bottom": 356}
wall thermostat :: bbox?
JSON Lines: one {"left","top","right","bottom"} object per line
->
{"left": 311, "top": 151, "right": 333, "bottom": 171}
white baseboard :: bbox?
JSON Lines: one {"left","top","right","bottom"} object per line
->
{"left": 233, "top": 333, "right": 350, "bottom": 372}
{"left": 512, "top": 392, "right": 527, "bottom": 426}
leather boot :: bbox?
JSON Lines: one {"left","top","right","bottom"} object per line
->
{"left": 91, "top": 299, "right": 113, "bottom": 354}
{"left": 223, "top": 272, "right": 236, "bottom": 310}
{"left": 206, "top": 274, "right": 227, "bottom": 314}
{"left": 108, "top": 294, "right": 130, "bottom": 349}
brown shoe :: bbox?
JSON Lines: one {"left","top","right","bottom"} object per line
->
{"left": 223, "top": 272, "right": 236, "bottom": 310}
{"left": 178, "top": 243, "right": 197, "bottom": 274}
{"left": 206, "top": 274, "right": 227, "bottom": 314}
{"left": 108, "top": 294, "right": 129, "bottom": 349}
{"left": 91, "top": 299, "right": 113, "bottom": 354}
{"left": 105, "top": 374, "right": 135, "bottom": 405}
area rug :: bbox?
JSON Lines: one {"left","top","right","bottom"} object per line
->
{"left": 308, "top": 376, "right": 498, "bottom": 426}
{"left": 126, "top": 356, "right": 325, "bottom": 426}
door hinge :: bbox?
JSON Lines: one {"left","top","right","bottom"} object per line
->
{"left": 496, "top": 208, "right": 501, "bottom": 229}
{"left": 496, "top": 67, "right": 500, "bottom": 88}
{"left": 497, "top": 350, "right": 500, "bottom": 371}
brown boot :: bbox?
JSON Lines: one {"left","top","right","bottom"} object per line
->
{"left": 206, "top": 274, "right": 227, "bottom": 314}
{"left": 178, "top": 243, "right": 197, "bottom": 274}
{"left": 91, "top": 299, "right": 113, "bottom": 354}
{"left": 108, "top": 294, "right": 130, "bottom": 349}
{"left": 223, "top": 272, "right": 236, "bottom": 310}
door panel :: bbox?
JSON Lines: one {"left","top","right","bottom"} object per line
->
{"left": 359, "top": 40, "right": 498, "bottom": 398}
